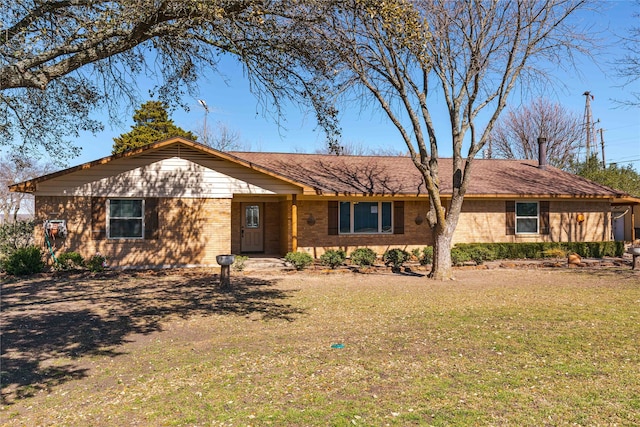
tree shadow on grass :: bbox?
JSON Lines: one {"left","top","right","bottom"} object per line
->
{"left": 0, "top": 271, "right": 302, "bottom": 404}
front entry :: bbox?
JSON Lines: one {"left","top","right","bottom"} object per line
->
{"left": 241, "top": 203, "right": 264, "bottom": 252}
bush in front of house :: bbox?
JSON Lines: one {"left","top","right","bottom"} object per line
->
{"left": 86, "top": 253, "right": 107, "bottom": 272}
{"left": 1, "top": 245, "right": 45, "bottom": 275}
{"left": 450, "top": 247, "right": 472, "bottom": 266}
{"left": 320, "top": 249, "right": 347, "bottom": 269}
{"left": 455, "top": 242, "right": 624, "bottom": 260}
{"left": 0, "top": 220, "right": 36, "bottom": 259}
{"left": 285, "top": 251, "right": 314, "bottom": 271}
{"left": 419, "top": 246, "right": 433, "bottom": 265}
{"left": 349, "top": 248, "right": 377, "bottom": 267}
{"left": 56, "top": 251, "right": 85, "bottom": 270}
{"left": 383, "top": 248, "right": 410, "bottom": 270}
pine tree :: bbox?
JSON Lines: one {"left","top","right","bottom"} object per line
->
{"left": 112, "top": 101, "right": 197, "bottom": 154}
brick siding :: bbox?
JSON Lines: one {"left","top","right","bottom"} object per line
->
{"left": 36, "top": 196, "right": 231, "bottom": 268}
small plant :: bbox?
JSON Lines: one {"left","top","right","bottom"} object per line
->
{"left": 542, "top": 248, "right": 567, "bottom": 258}
{"left": 319, "top": 249, "right": 347, "bottom": 269}
{"left": 56, "top": 251, "right": 85, "bottom": 270}
{"left": 86, "top": 253, "right": 107, "bottom": 272}
{"left": 419, "top": 246, "right": 433, "bottom": 265}
{"left": 285, "top": 251, "right": 314, "bottom": 271}
{"left": 383, "top": 248, "right": 410, "bottom": 271}
{"left": 349, "top": 248, "right": 377, "bottom": 267}
{"left": 232, "top": 255, "right": 249, "bottom": 272}
{"left": 1, "top": 245, "right": 45, "bottom": 276}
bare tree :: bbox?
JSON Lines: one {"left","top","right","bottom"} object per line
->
{"left": 0, "top": 1, "right": 338, "bottom": 158}
{"left": 0, "top": 155, "right": 53, "bottom": 224}
{"left": 305, "top": 0, "right": 593, "bottom": 279}
{"left": 315, "top": 140, "right": 406, "bottom": 156}
{"left": 489, "top": 98, "right": 583, "bottom": 169}
{"left": 615, "top": 2, "right": 640, "bottom": 106}
{"left": 196, "top": 121, "right": 246, "bottom": 152}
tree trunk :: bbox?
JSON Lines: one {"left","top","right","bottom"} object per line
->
{"left": 429, "top": 228, "right": 454, "bottom": 280}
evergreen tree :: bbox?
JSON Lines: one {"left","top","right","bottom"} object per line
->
{"left": 112, "top": 101, "right": 197, "bottom": 154}
{"left": 572, "top": 155, "right": 640, "bottom": 197}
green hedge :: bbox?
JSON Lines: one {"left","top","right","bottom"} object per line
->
{"left": 453, "top": 241, "right": 624, "bottom": 260}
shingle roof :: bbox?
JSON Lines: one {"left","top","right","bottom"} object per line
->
{"left": 229, "top": 151, "right": 627, "bottom": 198}
{"left": 9, "top": 137, "right": 630, "bottom": 200}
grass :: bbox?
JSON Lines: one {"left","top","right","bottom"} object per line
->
{"left": 1, "top": 267, "right": 639, "bottom": 426}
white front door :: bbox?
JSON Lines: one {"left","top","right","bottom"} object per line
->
{"left": 241, "top": 203, "right": 264, "bottom": 252}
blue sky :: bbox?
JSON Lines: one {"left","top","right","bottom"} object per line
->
{"left": 74, "top": 1, "right": 639, "bottom": 171}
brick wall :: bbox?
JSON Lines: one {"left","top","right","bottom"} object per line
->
{"left": 295, "top": 199, "right": 432, "bottom": 257}
{"left": 36, "top": 196, "right": 231, "bottom": 268}
{"left": 454, "top": 199, "right": 611, "bottom": 244}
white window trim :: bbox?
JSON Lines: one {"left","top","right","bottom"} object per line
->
{"left": 339, "top": 201, "right": 393, "bottom": 234}
{"left": 107, "top": 198, "right": 145, "bottom": 239}
{"left": 515, "top": 201, "right": 539, "bottom": 235}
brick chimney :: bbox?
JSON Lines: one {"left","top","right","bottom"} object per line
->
{"left": 538, "top": 137, "right": 547, "bottom": 170}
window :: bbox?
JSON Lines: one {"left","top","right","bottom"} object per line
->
{"left": 339, "top": 201, "right": 392, "bottom": 234}
{"left": 108, "top": 199, "right": 144, "bottom": 238}
{"left": 515, "top": 202, "right": 538, "bottom": 234}
{"left": 245, "top": 205, "right": 260, "bottom": 228}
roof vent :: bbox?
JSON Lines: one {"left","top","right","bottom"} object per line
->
{"left": 538, "top": 137, "right": 547, "bottom": 170}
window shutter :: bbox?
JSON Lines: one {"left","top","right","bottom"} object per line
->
{"left": 505, "top": 201, "right": 515, "bottom": 235}
{"left": 328, "top": 201, "right": 338, "bottom": 235}
{"left": 539, "top": 201, "right": 550, "bottom": 235}
{"left": 393, "top": 201, "right": 404, "bottom": 234}
{"left": 144, "top": 197, "right": 159, "bottom": 240}
{"left": 91, "top": 197, "right": 107, "bottom": 240}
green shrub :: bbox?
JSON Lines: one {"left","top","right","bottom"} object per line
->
{"left": 56, "top": 251, "right": 84, "bottom": 270}
{"left": 2, "top": 245, "right": 45, "bottom": 275}
{"left": 451, "top": 247, "right": 472, "bottom": 266}
{"left": 383, "top": 248, "right": 410, "bottom": 269}
{"left": 465, "top": 246, "right": 496, "bottom": 264}
{"left": 542, "top": 248, "right": 567, "bottom": 258}
{"left": 320, "top": 249, "right": 347, "bottom": 269}
{"left": 350, "top": 248, "right": 377, "bottom": 267}
{"left": 86, "top": 253, "right": 107, "bottom": 272}
{"left": 0, "top": 220, "right": 36, "bottom": 259}
{"left": 419, "top": 246, "right": 433, "bottom": 265}
{"left": 285, "top": 251, "right": 314, "bottom": 271}
{"left": 452, "top": 242, "right": 624, "bottom": 261}
{"left": 232, "top": 255, "right": 249, "bottom": 272}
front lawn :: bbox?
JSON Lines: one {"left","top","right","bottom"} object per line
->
{"left": 1, "top": 268, "right": 639, "bottom": 426}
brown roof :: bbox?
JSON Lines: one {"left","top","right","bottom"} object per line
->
{"left": 229, "top": 151, "right": 628, "bottom": 199}
{"left": 9, "top": 137, "right": 630, "bottom": 200}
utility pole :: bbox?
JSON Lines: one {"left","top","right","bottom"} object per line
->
{"left": 582, "top": 91, "right": 596, "bottom": 161}
{"left": 599, "top": 128, "right": 606, "bottom": 168}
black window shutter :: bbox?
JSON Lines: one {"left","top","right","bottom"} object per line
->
{"left": 393, "top": 201, "right": 404, "bottom": 235}
{"left": 144, "top": 197, "right": 159, "bottom": 240}
{"left": 539, "top": 201, "right": 550, "bottom": 235}
{"left": 328, "top": 201, "right": 338, "bottom": 235}
{"left": 91, "top": 197, "right": 107, "bottom": 240}
{"left": 505, "top": 201, "right": 515, "bottom": 235}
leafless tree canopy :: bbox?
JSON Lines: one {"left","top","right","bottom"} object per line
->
{"left": 615, "top": 2, "right": 640, "bottom": 106}
{"left": 488, "top": 98, "right": 583, "bottom": 169}
{"left": 0, "top": 0, "right": 339, "bottom": 159}
{"left": 305, "top": 0, "right": 593, "bottom": 278}
{"left": 197, "top": 122, "right": 246, "bottom": 152}
{"left": 0, "top": 155, "right": 53, "bottom": 223}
